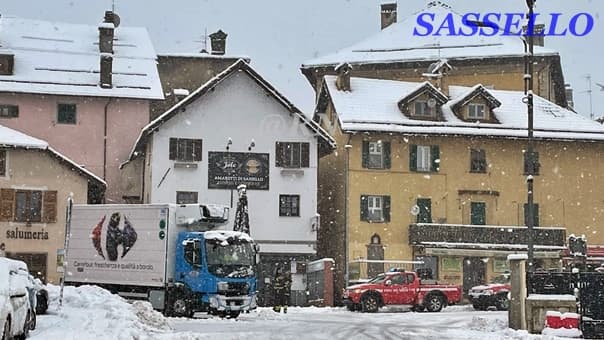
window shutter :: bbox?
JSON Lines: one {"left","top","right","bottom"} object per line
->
{"left": 0, "top": 188, "right": 14, "bottom": 222}
{"left": 194, "top": 140, "right": 202, "bottom": 162}
{"left": 409, "top": 145, "right": 417, "bottom": 171}
{"left": 275, "top": 142, "right": 284, "bottom": 167}
{"left": 431, "top": 145, "right": 440, "bottom": 172}
{"left": 383, "top": 195, "right": 391, "bottom": 222}
{"left": 42, "top": 190, "right": 57, "bottom": 223}
{"left": 360, "top": 195, "right": 368, "bottom": 221}
{"left": 301, "top": 143, "right": 310, "bottom": 168}
{"left": 383, "top": 142, "right": 391, "bottom": 169}
{"left": 169, "top": 138, "right": 177, "bottom": 160}
{"left": 362, "top": 141, "right": 369, "bottom": 168}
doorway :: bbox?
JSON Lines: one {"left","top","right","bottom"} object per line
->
{"left": 463, "top": 257, "right": 486, "bottom": 294}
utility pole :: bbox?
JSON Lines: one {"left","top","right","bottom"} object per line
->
{"left": 524, "top": 0, "right": 536, "bottom": 273}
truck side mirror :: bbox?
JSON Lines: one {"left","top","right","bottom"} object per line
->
{"left": 385, "top": 279, "right": 392, "bottom": 286}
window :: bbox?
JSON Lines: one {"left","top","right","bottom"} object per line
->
{"left": 57, "top": 103, "right": 77, "bottom": 124}
{"left": 169, "top": 138, "right": 202, "bottom": 162}
{"left": 523, "top": 150, "right": 540, "bottom": 175}
{"left": 410, "top": 145, "right": 439, "bottom": 172}
{"left": 276, "top": 142, "right": 309, "bottom": 168}
{"left": 0, "top": 189, "right": 56, "bottom": 223}
{"left": 176, "top": 191, "right": 198, "bottom": 204}
{"left": 468, "top": 103, "right": 486, "bottom": 119}
{"left": 361, "top": 195, "right": 390, "bottom": 222}
{"left": 279, "top": 194, "right": 300, "bottom": 217}
{"left": 414, "top": 100, "right": 435, "bottom": 117}
{"left": 183, "top": 239, "right": 201, "bottom": 267}
{"left": 416, "top": 198, "right": 432, "bottom": 223}
{"left": 0, "top": 150, "right": 5, "bottom": 177}
{"left": 470, "top": 149, "right": 487, "bottom": 173}
{"left": 15, "top": 190, "right": 42, "bottom": 223}
{"left": 470, "top": 202, "right": 486, "bottom": 225}
{"left": 0, "top": 105, "right": 18, "bottom": 118}
{"left": 524, "top": 203, "right": 539, "bottom": 227}
{"left": 362, "top": 141, "right": 390, "bottom": 169}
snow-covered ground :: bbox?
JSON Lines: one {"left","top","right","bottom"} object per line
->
{"left": 28, "top": 284, "right": 580, "bottom": 340}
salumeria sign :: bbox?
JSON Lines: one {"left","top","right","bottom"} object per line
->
{"left": 413, "top": 12, "right": 595, "bottom": 37}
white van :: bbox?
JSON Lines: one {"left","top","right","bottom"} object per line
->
{"left": 0, "top": 258, "right": 33, "bottom": 339}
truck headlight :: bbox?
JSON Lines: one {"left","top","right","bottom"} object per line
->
{"left": 217, "top": 282, "right": 229, "bottom": 291}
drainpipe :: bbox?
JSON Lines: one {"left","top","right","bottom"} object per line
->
{"left": 103, "top": 98, "right": 113, "bottom": 202}
{"left": 344, "top": 134, "right": 353, "bottom": 287}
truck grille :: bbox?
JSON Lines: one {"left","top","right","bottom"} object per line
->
{"left": 225, "top": 282, "right": 249, "bottom": 296}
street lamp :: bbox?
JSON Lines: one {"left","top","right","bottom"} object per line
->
{"left": 523, "top": 0, "right": 536, "bottom": 272}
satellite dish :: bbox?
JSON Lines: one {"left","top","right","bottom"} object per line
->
{"left": 410, "top": 205, "right": 420, "bottom": 216}
{"left": 427, "top": 98, "right": 437, "bottom": 108}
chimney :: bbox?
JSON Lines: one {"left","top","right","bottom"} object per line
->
{"left": 99, "top": 11, "right": 116, "bottom": 88}
{"left": 381, "top": 2, "right": 397, "bottom": 30}
{"left": 522, "top": 22, "right": 545, "bottom": 47}
{"left": 335, "top": 63, "right": 352, "bottom": 92}
{"left": 209, "top": 30, "right": 228, "bottom": 55}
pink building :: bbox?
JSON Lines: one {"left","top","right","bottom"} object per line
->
{"left": 0, "top": 11, "right": 163, "bottom": 202}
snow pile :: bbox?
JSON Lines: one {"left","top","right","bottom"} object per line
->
{"left": 468, "top": 315, "right": 508, "bottom": 332}
{"left": 33, "top": 284, "right": 172, "bottom": 340}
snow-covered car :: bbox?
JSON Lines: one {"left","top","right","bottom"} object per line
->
{"left": 468, "top": 274, "right": 511, "bottom": 311}
{"left": 0, "top": 257, "right": 34, "bottom": 339}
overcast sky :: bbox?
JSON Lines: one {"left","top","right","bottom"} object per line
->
{"left": 2, "top": 0, "right": 603, "bottom": 117}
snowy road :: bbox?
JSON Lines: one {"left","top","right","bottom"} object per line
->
{"left": 27, "top": 285, "right": 574, "bottom": 340}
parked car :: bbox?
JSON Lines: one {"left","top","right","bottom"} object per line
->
{"left": 31, "top": 277, "right": 48, "bottom": 315}
{"left": 468, "top": 274, "right": 511, "bottom": 311}
{"left": 0, "top": 257, "right": 33, "bottom": 339}
{"left": 342, "top": 269, "right": 463, "bottom": 313}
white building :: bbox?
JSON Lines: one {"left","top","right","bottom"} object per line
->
{"left": 125, "top": 59, "right": 335, "bottom": 305}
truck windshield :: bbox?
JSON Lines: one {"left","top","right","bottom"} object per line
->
{"left": 205, "top": 240, "right": 255, "bottom": 278}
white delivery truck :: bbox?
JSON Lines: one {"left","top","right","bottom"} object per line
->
{"left": 64, "top": 204, "right": 258, "bottom": 318}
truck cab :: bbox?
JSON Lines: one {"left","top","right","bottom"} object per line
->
{"left": 169, "top": 230, "right": 257, "bottom": 318}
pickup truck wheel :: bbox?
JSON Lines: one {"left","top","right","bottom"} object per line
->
{"left": 361, "top": 294, "right": 380, "bottom": 313}
{"left": 425, "top": 294, "right": 444, "bottom": 312}
{"left": 495, "top": 294, "right": 509, "bottom": 311}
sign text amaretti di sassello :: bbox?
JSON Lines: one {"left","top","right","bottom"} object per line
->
{"left": 414, "top": 11, "right": 595, "bottom": 37}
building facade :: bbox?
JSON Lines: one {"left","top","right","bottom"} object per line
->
{"left": 315, "top": 74, "right": 604, "bottom": 298}
{"left": 0, "top": 12, "right": 163, "bottom": 203}
{"left": 0, "top": 125, "right": 105, "bottom": 283}
{"left": 125, "top": 60, "right": 335, "bottom": 306}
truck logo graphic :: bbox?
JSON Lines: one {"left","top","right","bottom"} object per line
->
{"left": 90, "top": 212, "right": 138, "bottom": 261}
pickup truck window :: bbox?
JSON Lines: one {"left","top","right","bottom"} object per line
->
{"left": 367, "top": 273, "right": 386, "bottom": 283}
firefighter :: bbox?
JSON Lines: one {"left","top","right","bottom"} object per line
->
{"left": 272, "top": 267, "right": 291, "bottom": 313}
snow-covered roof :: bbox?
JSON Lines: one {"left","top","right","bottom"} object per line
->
{"left": 302, "top": 2, "right": 558, "bottom": 68}
{"left": 126, "top": 59, "right": 336, "bottom": 164}
{"left": 322, "top": 75, "right": 604, "bottom": 141}
{"left": 158, "top": 52, "right": 250, "bottom": 61}
{"left": 0, "top": 15, "right": 163, "bottom": 100}
{"left": 0, "top": 124, "right": 106, "bottom": 187}
{"left": 204, "top": 230, "right": 254, "bottom": 244}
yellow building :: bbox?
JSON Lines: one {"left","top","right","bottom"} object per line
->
{"left": 0, "top": 125, "right": 105, "bottom": 283}
{"left": 314, "top": 72, "right": 604, "bottom": 297}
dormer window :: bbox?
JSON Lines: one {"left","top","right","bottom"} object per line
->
{"left": 0, "top": 54, "right": 14, "bottom": 76}
{"left": 414, "top": 100, "right": 436, "bottom": 117}
{"left": 468, "top": 103, "right": 486, "bottom": 119}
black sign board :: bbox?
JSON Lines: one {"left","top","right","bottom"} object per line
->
{"left": 208, "top": 152, "right": 269, "bottom": 190}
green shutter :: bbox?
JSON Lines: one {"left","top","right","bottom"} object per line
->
{"left": 169, "top": 138, "right": 177, "bottom": 160}
{"left": 383, "top": 196, "right": 391, "bottom": 222}
{"left": 383, "top": 142, "right": 391, "bottom": 169}
{"left": 361, "top": 195, "right": 368, "bottom": 221}
{"left": 409, "top": 145, "right": 417, "bottom": 171}
{"left": 275, "top": 142, "right": 283, "bottom": 167}
{"left": 470, "top": 202, "right": 486, "bottom": 225}
{"left": 193, "top": 140, "right": 202, "bottom": 161}
{"left": 431, "top": 145, "right": 440, "bottom": 172}
{"left": 417, "top": 198, "right": 432, "bottom": 223}
{"left": 524, "top": 203, "right": 539, "bottom": 227}
{"left": 362, "top": 141, "right": 369, "bottom": 168}
{"left": 301, "top": 143, "right": 310, "bottom": 168}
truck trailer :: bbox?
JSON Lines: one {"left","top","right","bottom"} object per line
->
{"left": 64, "top": 204, "right": 257, "bottom": 318}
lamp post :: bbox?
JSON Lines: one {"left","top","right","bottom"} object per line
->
{"left": 524, "top": 0, "right": 536, "bottom": 272}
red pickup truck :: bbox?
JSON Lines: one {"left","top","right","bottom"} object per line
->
{"left": 342, "top": 270, "right": 463, "bottom": 312}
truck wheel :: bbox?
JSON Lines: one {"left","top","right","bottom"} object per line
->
{"left": 169, "top": 292, "right": 193, "bottom": 318}
{"left": 425, "top": 294, "right": 444, "bottom": 312}
{"left": 495, "top": 294, "right": 509, "bottom": 311}
{"left": 361, "top": 294, "right": 380, "bottom": 313}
